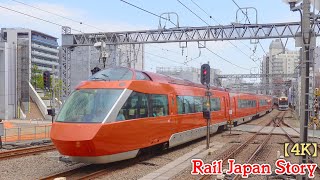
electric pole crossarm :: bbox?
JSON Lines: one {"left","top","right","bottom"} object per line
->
{"left": 61, "top": 21, "right": 320, "bottom": 46}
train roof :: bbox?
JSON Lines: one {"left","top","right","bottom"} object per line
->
{"left": 89, "top": 66, "right": 227, "bottom": 91}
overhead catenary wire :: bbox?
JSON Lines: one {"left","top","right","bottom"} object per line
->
{"left": 189, "top": 0, "right": 258, "bottom": 66}
{"left": 203, "top": 45, "right": 250, "bottom": 71}
{"left": 177, "top": 0, "right": 252, "bottom": 70}
{"left": 145, "top": 51, "right": 187, "bottom": 65}
{"left": 0, "top": 4, "right": 82, "bottom": 33}
{"left": 119, "top": 0, "right": 177, "bottom": 27}
{"left": 176, "top": 0, "right": 209, "bottom": 26}
{"left": 231, "top": 0, "right": 267, "bottom": 55}
{"left": 11, "top": 0, "right": 105, "bottom": 32}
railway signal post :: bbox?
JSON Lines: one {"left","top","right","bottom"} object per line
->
{"left": 43, "top": 70, "right": 55, "bottom": 123}
{"left": 201, "top": 64, "right": 211, "bottom": 150}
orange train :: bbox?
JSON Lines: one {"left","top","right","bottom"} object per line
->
{"left": 51, "top": 67, "right": 273, "bottom": 164}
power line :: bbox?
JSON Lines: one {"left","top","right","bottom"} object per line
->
{"left": 231, "top": 0, "right": 267, "bottom": 56}
{"left": 203, "top": 45, "right": 250, "bottom": 71}
{"left": 190, "top": 0, "right": 252, "bottom": 51}
{"left": 145, "top": 51, "right": 187, "bottom": 65}
{"left": 0, "top": 4, "right": 82, "bottom": 33}
{"left": 11, "top": 0, "right": 105, "bottom": 32}
{"left": 189, "top": 0, "right": 220, "bottom": 25}
{"left": 176, "top": 0, "right": 209, "bottom": 26}
{"left": 177, "top": 0, "right": 253, "bottom": 70}
{"left": 148, "top": 44, "right": 181, "bottom": 55}
{"left": 120, "top": 0, "right": 177, "bottom": 26}
{"left": 188, "top": 0, "right": 256, "bottom": 63}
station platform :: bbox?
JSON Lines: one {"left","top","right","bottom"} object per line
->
{"left": 1, "top": 119, "right": 52, "bottom": 143}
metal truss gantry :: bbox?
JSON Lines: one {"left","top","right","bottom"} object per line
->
{"left": 61, "top": 21, "right": 319, "bottom": 97}
{"left": 62, "top": 21, "right": 320, "bottom": 46}
{"left": 217, "top": 73, "right": 297, "bottom": 79}
{"left": 61, "top": 26, "right": 72, "bottom": 99}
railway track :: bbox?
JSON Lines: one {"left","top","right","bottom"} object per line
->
{"left": 199, "top": 111, "right": 285, "bottom": 180}
{"left": 0, "top": 144, "right": 55, "bottom": 160}
{"left": 39, "top": 164, "right": 109, "bottom": 180}
{"left": 231, "top": 111, "right": 286, "bottom": 180}
{"left": 278, "top": 116, "right": 320, "bottom": 176}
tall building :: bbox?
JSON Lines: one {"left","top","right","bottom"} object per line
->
{"left": 261, "top": 39, "right": 300, "bottom": 96}
{"left": 156, "top": 66, "right": 221, "bottom": 86}
{"left": 0, "top": 28, "right": 59, "bottom": 120}
{"left": 1, "top": 28, "right": 59, "bottom": 73}
{"left": 69, "top": 44, "right": 144, "bottom": 90}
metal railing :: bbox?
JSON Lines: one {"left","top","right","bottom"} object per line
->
{"left": 2, "top": 125, "right": 52, "bottom": 144}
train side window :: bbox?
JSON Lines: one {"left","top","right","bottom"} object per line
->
{"left": 177, "top": 96, "right": 184, "bottom": 114}
{"left": 194, "top": 97, "right": 203, "bottom": 112}
{"left": 117, "top": 91, "right": 149, "bottom": 121}
{"left": 210, "top": 98, "right": 221, "bottom": 111}
{"left": 237, "top": 99, "right": 242, "bottom": 108}
{"left": 150, "top": 94, "right": 168, "bottom": 117}
{"left": 184, "top": 96, "right": 195, "bottom": 113}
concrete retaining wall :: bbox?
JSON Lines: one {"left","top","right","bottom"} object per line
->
{"left": 29, "top": 82, "right": 50, "bottom": 120}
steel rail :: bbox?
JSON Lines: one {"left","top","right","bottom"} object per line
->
{"left": 232, "top": 112, "right": 285, "bottom": 180}
{"left": 39, "top": 165, "right": 103, "bottom": 180}
{"left": 199, "top": 112, "right": 282, "bottom": 180}
{"left": 278, "top": 115, "right": 320, "bottom": 176}
{"left": 0, "top": 144, "right": 55, "bottom": 160}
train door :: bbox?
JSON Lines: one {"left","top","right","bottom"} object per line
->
{"left": 233, "top": 97, "right": 236, "bottom": 117}
{"left": 223, "top": 97, "right": 227, "bottom": 119}
{"left": 168, "top": 93, "right": 177, "bottom": 133}
{"left": 226, "top": 94, "right": 231, "bottom": 121}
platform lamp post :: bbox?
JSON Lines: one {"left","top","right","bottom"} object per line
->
{"left": 283, "top": 0, "right": 317, "bottom": 179}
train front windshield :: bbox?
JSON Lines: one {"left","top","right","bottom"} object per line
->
{"left": 56, "top": 89, "right": 123, "bottom": 123}
{"left": 279, "top": 100, "right": 288, "bottom": 105}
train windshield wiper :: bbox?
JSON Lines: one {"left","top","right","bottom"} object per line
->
{"left": 101, "top": 74, "right": 111, "bottom": 81}
{"left": 91, "top": 77, "right": 106, "bottom": 81}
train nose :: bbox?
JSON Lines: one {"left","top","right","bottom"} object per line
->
{"left": 50, "top": 123, "right": 101, "bottom": 156}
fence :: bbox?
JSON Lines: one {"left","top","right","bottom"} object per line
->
{"left": 2, "top": 124, "right": 52, "bottom": 144}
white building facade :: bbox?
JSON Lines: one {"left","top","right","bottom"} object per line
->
{"left": 261, "top": 39, "right": 300, "bottom": 96}
{"left": 0, "top": 28, "right": 59, "bottom": 120}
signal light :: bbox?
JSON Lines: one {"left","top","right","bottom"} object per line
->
{"left": 43, "top": 71, "right": 51, "bottom": 90}
{"left": 200, "top": 64, "right": 210, "bottom": 85}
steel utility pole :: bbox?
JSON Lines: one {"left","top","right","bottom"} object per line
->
{"left": 300, "top": 0, "right": 312, "bottom": 167}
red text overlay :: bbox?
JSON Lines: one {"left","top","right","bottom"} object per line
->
{"left": 191, "top": 159, "right": 317, "bottom": 178}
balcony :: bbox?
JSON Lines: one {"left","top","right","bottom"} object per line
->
{"left": 31, "top": 57, "right": 59, "bottom": 67}
{"left": 32, "top": 50, "right": 59, "bottom": 61}
{"left": 31, "top": 36, "right": 58, "bottom": 47}
{"left": 32, "top": 43, "right": 59, "bottom": 54}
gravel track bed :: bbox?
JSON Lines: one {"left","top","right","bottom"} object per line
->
{"left": 246, "top": 110, "right": 278, "bottom": 126}
{"left": 0, "top": 151, "right": 85, "bottom": 180}
{"left": 173, "top": 111, "right": 306, "bottom": 180}
{"left": 3, "top": 110, "right": 318, "bottom": 180}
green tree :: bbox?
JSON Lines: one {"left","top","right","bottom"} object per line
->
{"left": 31, "top": 65, "right": 44, "bottom": 90}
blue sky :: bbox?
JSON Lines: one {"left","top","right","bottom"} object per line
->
{"left": 0, "top": 0, "right": 313, "bottom": 76}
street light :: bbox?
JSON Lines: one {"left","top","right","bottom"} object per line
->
{"left": 282, "top": 0, "right": 302, "bottom": 9}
